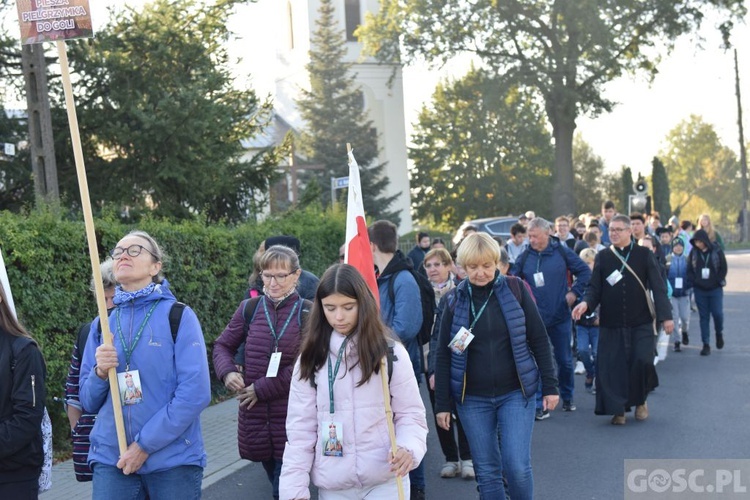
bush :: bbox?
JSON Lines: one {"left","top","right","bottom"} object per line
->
{"left": 0, "top": 207, "right": 345, "bottom": 453}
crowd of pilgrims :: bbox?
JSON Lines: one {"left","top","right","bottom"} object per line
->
{"left": 1, "top": 204, "right": 729, "bottom": 500}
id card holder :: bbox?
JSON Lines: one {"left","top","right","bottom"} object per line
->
{"left": 675, "top": 277, "right": 683, "bottom": 289}
{"left": 118, "top": 370, "right": 144, "bottom": 406}
{"left": 702, "top": 268, "right": 710, "bottom": 280}
{"left": 322, "top": 421, "right": 344, "bottom": 457}
{"left": 448, "top": 326, "right": 475, "bottom": 354}
{"left": 533, "top": 272, "right": 545, "bottom": 287}
{"left": 606, "top": 269, "right": 623, "bottom": 286}
{"left": 266, "top": 352, "right": 282, "bottom": 378}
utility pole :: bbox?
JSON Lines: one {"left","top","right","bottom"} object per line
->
{"left": 21, "top": 43, "right": 59, "bottom": 207}
{"left": 735, "top": 49, "right": 749, "bottom": 242}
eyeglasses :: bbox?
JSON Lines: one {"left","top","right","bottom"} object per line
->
{"left": 609, "top": 227, "right": 629, "bottom": 233}
{"left": 261, "top": 271, "right": 297, "bottom": 284}
{"left": 110, "top": 244, "right": 157, "bottom": 260}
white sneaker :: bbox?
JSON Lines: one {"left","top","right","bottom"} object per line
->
{"left": 440, "top": 461, "right": 459, "bottom": 478}
{"left": 460, "top": 460, "right": 475, "bottom": 480}
{"left": 574, "top": 361, "right": 585, "bottom": 375}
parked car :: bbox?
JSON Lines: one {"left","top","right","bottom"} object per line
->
{"left": 452, "top": 216, "right": 519, "bottom": 245}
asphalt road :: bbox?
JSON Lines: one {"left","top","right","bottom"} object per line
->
{"left": 203, "top": 251, "right": 750, "bottom": 500}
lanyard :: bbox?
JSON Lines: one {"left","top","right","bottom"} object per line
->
{"left": 116, "top": 300, "right": 160, "bottom": 370}
{"left": 535, "top": 253, "right": 542, "bottom": 273}
{"left": 262, "top": 297, "right": 299, "bottom": 351}
{"left": 467, "top": 282, "right": 494, "bottom": 332}
{"left": 700, "top": 251, "right": 710, "bottom": 268}
{"left": 614, "top": 241, "right": 634, "bottom": 272}
{"left": 327, "top": 336, "right": 350, "bottom": 415}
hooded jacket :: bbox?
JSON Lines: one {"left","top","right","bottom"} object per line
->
{"left": 280, "top": 332, "right": 427, "bottom": 499}
{"left": 687, "top": 229, "right": 727, "bottom": 291}
{"left": 0, "top": 330, "right": 46, "bottom": 483}
{"left": 80, "top": 281, "right": 211, "bottom": 474}
{"left": 376, "top": 251, "right": 423, "bottom": 380}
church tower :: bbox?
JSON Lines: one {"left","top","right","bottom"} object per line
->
{"left": 273, "top": 0, "right": 413, "bottom": 233}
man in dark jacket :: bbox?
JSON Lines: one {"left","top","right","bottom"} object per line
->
{"left": 407, "top": 231, "right": 431, "bottom": 277}
{"left": 573, "top": 215, "right": 673, "bottom": 425}
{"left": 515, "top": 217, "right": 591, "bottom": 418}
{"left": 687, "top": 229, "right": 728, "bottom": 355}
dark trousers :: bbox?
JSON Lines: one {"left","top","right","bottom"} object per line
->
{"left": 428, "top": 383, "right": 471, "bottom": 462}
{"left": 0, "top": 478, "right": 39, "bottom": 500}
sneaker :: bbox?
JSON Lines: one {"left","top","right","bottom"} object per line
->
{"left": 700, "top": 343, "right": 711, "bottom": 356}
{"left": 535, "top": 409, "right": 550, "bottom": 421}
{"left": 460, "top": 460, "right": 475, "bottom": 480}
{"left": 635, "top": 402, "right": 649, "bottom": 421}
{"left": 716, "top": 333, "right": 724, "bottom": 350}
{"left": 682, "top": 331, "right": 689, "bottom": 345}
{"left": 611, "top": 414, "right": 626, "bottom": 425}
{"left": 410, "top": 485, "right": 426, "bottom": 500}
{"left": 674, "top": 342, "right": 681, "bottom": 352}
{"left": 574, "top": 360, "right": 585, "bottom": 374}
{"left": 440, "top": 461, "right": 459, "bottom": 478}
{"left": 562, "top": 400, "right": 576, "bottom": 412}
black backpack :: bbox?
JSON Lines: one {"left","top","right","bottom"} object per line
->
{"left": 95, "top": 302, "right": 186, "bottom": 344}
{"left": 387, "top": 269, "right": 436, "bottom": 346}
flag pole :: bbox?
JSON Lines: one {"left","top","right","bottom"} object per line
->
{"left": 380, "top": 357, "right": 405, "bottom": 500}
{"left": 56, "top": 40, "right": 127, "bottom": 456}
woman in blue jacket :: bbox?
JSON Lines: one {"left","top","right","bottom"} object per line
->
{"left": 80, "top": 231, "right": 211, "bottom": 500}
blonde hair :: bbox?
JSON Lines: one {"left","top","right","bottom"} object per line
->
{"left": 698, "top": 213, "right": 717, "bottom": 242}
{"left": 579, "top": 248, "right": 597, "bottom": 264}
{"left": 456, "top": 232, "right": 500, "bottom": 267}
{"left": 423, "top": 247, "right": 453, "bottom": 267}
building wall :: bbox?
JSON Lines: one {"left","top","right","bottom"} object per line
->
{"left": 274, "top": 0, "right": 413, "bottom": 233}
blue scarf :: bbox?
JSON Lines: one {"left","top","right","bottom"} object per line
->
{"left": 113, "top": 282, "right": 157, "bottom": 305}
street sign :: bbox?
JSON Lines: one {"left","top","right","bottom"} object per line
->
{"left": 333, "top": 176, "right": 349, "bottom": 189}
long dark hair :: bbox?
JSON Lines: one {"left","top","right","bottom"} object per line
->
{"left": 298, "top": 264, "right": 389, "bottom": 386}
{"left": 0, "top": 281, "right": 35, "bottom": 343}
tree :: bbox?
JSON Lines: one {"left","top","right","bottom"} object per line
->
{"left": 651, "top": 156, "right": 672, "bottom": 219}
{"left": 359, "top": 0, "right": 746, "bottom": 217}
{"left": 296, "top": 0, "right": 399, "bottom": 223}
{"left": 57, "top": 0, "right": 282, "bottom": 222}
{"left": 409, "top": 67, "right": 554, "bottom": 230}
{"left": 0, "top": 107, "right": 34, "bottom": 211}
{"left": 660, "top": 115, "right": 741, "bottom": 222}
{"left": 573, "top": 134, "right": 610, "bottom": 215}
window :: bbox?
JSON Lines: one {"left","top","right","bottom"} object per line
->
{"left": 344, "top": 0, "right": 360, "bottom": 42}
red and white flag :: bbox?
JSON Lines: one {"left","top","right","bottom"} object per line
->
{"left": 345, "top": 148, "right": 380, "bottom": 304}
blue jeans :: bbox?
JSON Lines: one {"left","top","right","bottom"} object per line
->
{"left": 92, "top": 463, "right": 203, "bottom": 500}
{"left": 409, "top": 458, "right": 425, "bottom": 490}
{"left": 261, "top": 458, "right": 283, "bottom": 499}
{"left": 537, "top": 321, "right": 574, "bottom": 409}
{"left": 576, "top": 324, "right": 599, "bottom": 379}
{"left": 694, "top": 287, "right": 724, "bottom": 344}
{"left": 456, "top": 391, "right": 535, "bottom": 500}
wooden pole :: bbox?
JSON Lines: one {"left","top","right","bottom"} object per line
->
{"left": 56, "top": 41, "right": 127, "bottom": 455}
{"left": 380, "top": 357, "right": 405, "bottom": 500}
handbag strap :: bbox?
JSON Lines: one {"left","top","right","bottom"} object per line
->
{"left": 609, "top": 245, "right": 655, "bottom": 317}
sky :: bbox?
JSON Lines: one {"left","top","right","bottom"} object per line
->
{"left": 14, "top": 1, "right": 750, "bottom": 179}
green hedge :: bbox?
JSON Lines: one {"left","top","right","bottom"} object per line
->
{"left": 0, "top": 207, "right": 345, "bottom": 453}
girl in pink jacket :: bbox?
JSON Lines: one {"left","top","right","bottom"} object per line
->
{"left": 280, "top": 264, "right": 428, "bottom": 499}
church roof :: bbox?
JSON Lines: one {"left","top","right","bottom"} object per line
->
{"left": 241, "top": 113, "right": 297, "bottom": 149}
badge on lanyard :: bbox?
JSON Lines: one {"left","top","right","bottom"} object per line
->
{"left": 675, "top": 277, "right": 683, "bottom": 289}
{"left": 322, "top": 421, "right": 344, "bottom": 457}
{"left": 118, "top": 370, "right": 144, "bottom": 406}
{"left": 702, "top": 268, "right": 710, "bottom": 279}
{"left": 606, "top": 269, "right": 623, "bottom": 286}
{"left": 448, "top": 326, "right": 474, "bottom": 354}
{"left": 266, "top": 352, "right": 282, "bottom": 378}
{"left": 533, "top": 272, "right": 545, "bottom": 287}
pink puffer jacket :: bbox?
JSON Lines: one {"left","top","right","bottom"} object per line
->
{"left": 280, "top": 332, "right": 427, "bottom": 499}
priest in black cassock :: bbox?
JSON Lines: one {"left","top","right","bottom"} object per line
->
{"left": 572, "top": 214, "right": 673, "bottom": 425}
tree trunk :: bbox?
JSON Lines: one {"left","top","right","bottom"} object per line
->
{"left": 551, "top": 115, "right": 577, "bottom": 217}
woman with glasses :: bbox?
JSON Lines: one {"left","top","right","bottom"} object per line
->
{"left": 423, "top": 248, "right": 474, "bottom": 480}
{"left": 79, "top": 230, "right": 211, "bottom": 499}
{"left": 213, "top": 245, "right": 311, "bottom": 500}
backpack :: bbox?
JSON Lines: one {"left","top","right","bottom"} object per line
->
{"left": 515, "top": 242, "right": 572, "bottom": 287}
{"left": 445, "top": 275, "right": 525, "bottom": 316}
{"left": 241, "top": 296, "right": 310, "bottom": 331}
{"left": 96, "top": 302, "right": 186, "bottom": 344}
{"left": 310, "top": 338, "right": 398, "bottom": 388}
{"left": 387, "top": 269, "right": 436, "bottom": 346}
